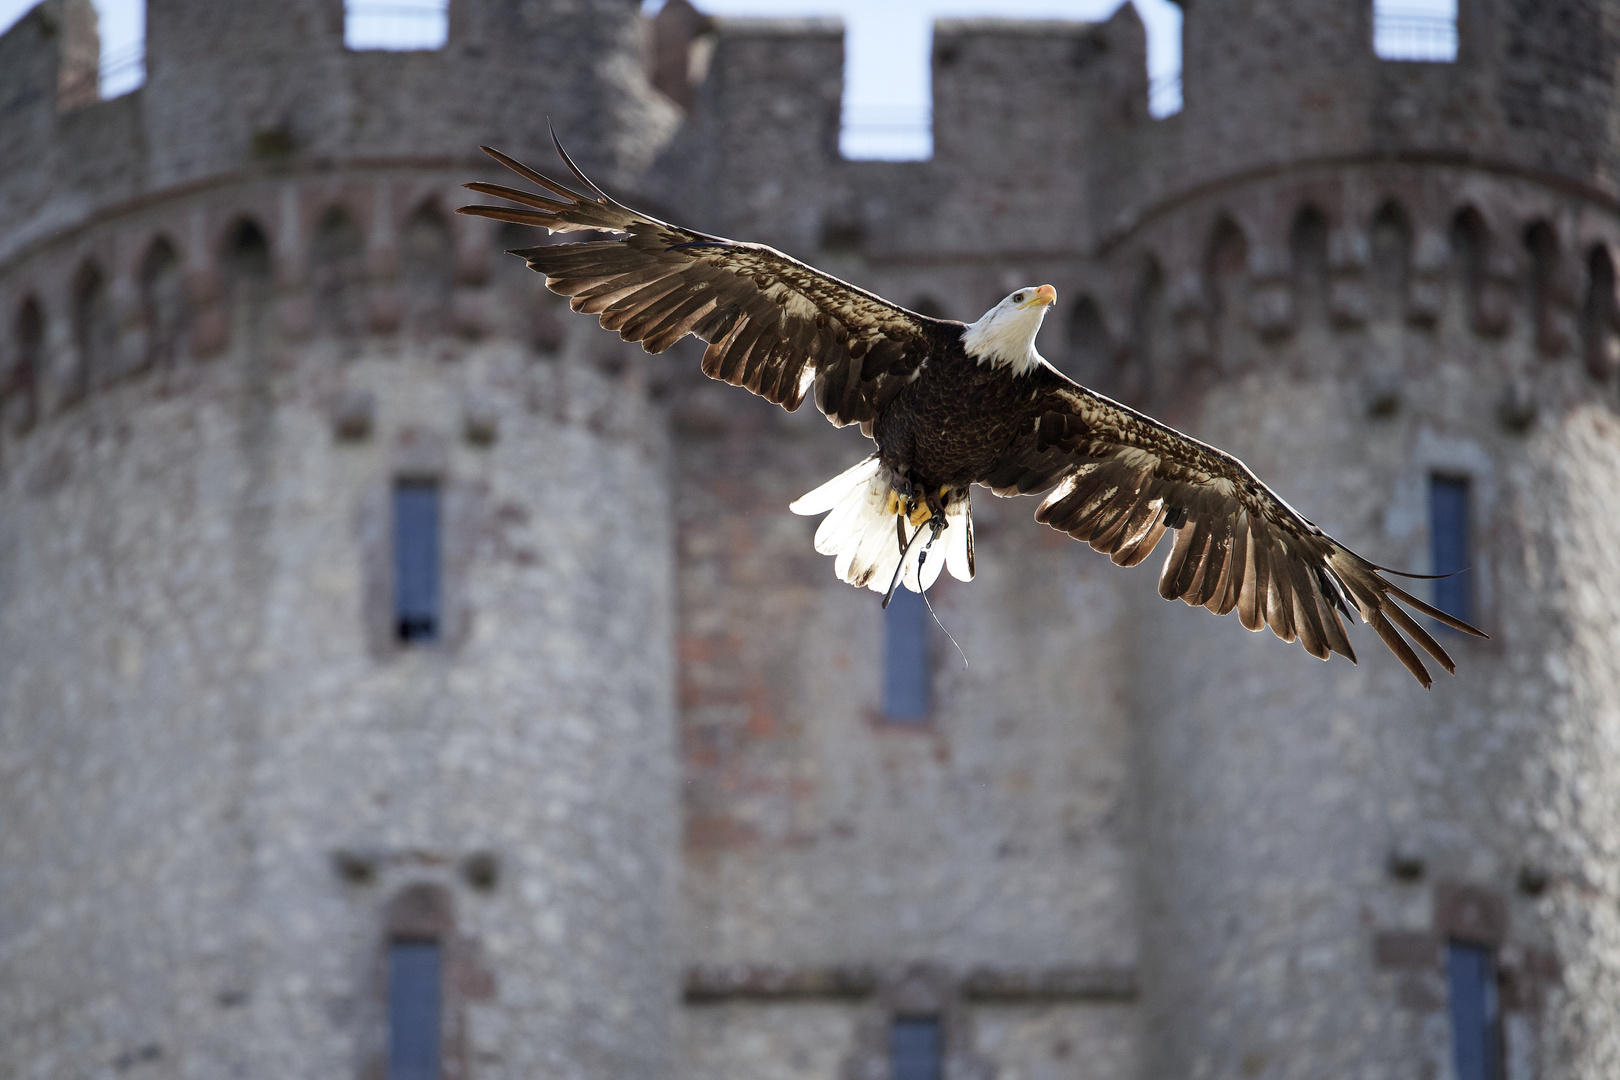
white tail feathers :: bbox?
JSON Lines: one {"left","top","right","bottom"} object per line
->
{"left": 943, "top": 496, "right": 973, "bottom": 583}
{"left": 789, "top": 455, "right": 975, "bottom": 594}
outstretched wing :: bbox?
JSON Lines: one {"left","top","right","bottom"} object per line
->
{"left": 457, "top": 141, "right": 942, "bottom": 428}
{"left": 983, "top": 365, "right": 1487, "bottom": 688}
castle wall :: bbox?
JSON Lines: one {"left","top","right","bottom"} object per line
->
{"left": 660, "top": 246, "right": 1143, "bottom": 1080}
{"left": 1114, "top": 162, "right": 1620, "bottom": 1079}
{"left": 667, "top": 329, "right": 1140, "bottom": 973}
{"left": 657, "top": 9, "right": 1620, "bottom": 1078}
{"left": 5, "top": 1, "right": 1620, "bottom": 1078}
{"left": 648, "top": 17, "right": 845, "bottom": 252}
{"left": 655, "top": 18, "right": 1152, "bottom": 1080}
{"left": 1105, "top": 0, "right": 1620, "bottom": 242}
{"left": 0, "top": 2, "right": 684, "bottom": 1075}
{"left": 912, "top": 10, "right": 1143, "bottom": 260}
{"left": 0, "top": 160, "right": 682, "bottom": 1080}
{"left": 0, "top": 0, "right": 679, "bottom": 265}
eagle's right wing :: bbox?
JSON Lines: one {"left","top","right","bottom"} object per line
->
{"left": 458, "top": 140, "right": 942, "bottom": 430}
{"left": 983, "top": 365, "right": 1486, "bottom": 687}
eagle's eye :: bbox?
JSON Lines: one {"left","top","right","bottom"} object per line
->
{"left": 1013, "top": 292, "right": 1025, "bottom": 303}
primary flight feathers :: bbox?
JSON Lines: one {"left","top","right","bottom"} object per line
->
{"left": 462, "top": 142, "right": 931, "bottom": 427}
{"left": 458, "top": 137, "right": 1487, "bottom": 687}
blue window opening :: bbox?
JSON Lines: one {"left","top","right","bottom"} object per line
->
{"left": 1374, "top": 0, "right": 1458, "bottom": 63}
{"left": 841, "top": 105, "right": 932, "bottom": 163}
{"left": 1447, "top": 942, "right": 1503, "bottom": 1080}
{"left": 388, "top": 939, "right": 442, "bottom": 1080}
{"left": 891, "top": 1016, "right": 943, "bottom": 1080}
{"left": 394, "top": 480, "right": 441, "bottom": 644}
{"left": 99, "top": 14, "right": 147, "bottom": 101}
{"left": 884, "top": 588, "right": 930, "bottom": 720}
{"left": 345, "top": 0, "right": 449, "bottom": 52}
{"left": 1429, "top": 475, "right": 1473, "bottom": 629}
{"left": 1148, "top": 72, "right": 1183, "bottom": 119}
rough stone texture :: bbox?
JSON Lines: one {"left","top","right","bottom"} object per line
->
{"left": 4, "top": 1, "right": 1620, "bottom": 1078}
{"left": 671, "top": 378, "right": 1136, "bottom": 971}
{"left": 654, "top": 4, "right": 1620, "bottom": 1079}
{"left": 1114, "top": 161, "right": 1620, "bottom": 1080}
{"left": 974, "top": 1003, "right": 1139, "bottom": 1080}
{"left": 682, "top": 1002, "right": 859, "bottom": 1080}
{"left": 0, "top": 6, "right": 678, "bottom": 1079}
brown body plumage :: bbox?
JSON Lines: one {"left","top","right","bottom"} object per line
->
{"left": 458, "top": 136, "right": 1487, "bottom": 687}
{"left": 875, "top": 337, "right": 1037, "bottom": 493}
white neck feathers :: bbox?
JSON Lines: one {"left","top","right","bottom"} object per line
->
{"left": 961, "top": 314, "right": 1044, "bottom": 376}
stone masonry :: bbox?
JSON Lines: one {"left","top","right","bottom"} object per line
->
{"left": 2, "top": 0, "right": 1619, "bottom": 1078}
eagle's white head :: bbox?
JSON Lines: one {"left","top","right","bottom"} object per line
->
{"left": 961, "top": 284, "right": 1057, "bottom": 375}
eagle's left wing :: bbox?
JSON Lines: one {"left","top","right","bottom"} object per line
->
{"left": 458, "top": 142, "right": 942, "bottom": 430}
{"left": 983, "top": 365, "right": 1486, "bottom": 687}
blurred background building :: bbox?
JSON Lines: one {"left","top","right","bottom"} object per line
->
{"left": 1, "top": 1, "right": 1618, "bottom": 1079}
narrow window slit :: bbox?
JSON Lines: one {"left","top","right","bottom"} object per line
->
{"left": 394, "top": 480, "right": 442, "bottom": 644}
{"left": 1447, "top": 941, "right": 1503, "bottom": 1080}
{"left": 884, "top": 587, "right": 930, "bottom": 720}
{"left": 387, "top": 939, "right": 442, "bottom": 1080}
{"left": 890, "top": 1015, "right": 944, "bottom": 1080}
{"left": 1429, "top": 474, "right": 1473, "bottom": 628}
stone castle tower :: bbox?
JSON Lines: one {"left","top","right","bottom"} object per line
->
{"left": 2, "top": 1, "right": 1619, "bottom": 1079}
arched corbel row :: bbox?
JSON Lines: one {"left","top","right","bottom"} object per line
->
{"left": 402, "top": 199, "right": 455, "bottom": 341}
{"left": 1369, "top": 201, "right": 1415, "bottom": 324}
{"left": 311, "top": 204, "right": 368, "bottom": 341}
{"left": 1104, "top": 183, "right": 1620, "bottom": 413}
{"left": 1581, "top": 243, "right": 1620, "bottom": 381}
{"left": 1203, "top": 214, "right": 1249, "bottom": 370}
{"left": 1524, "top": 220, "right": 1575, "bottom": 359}
{"left": 137, "top": 235, "right": 187, "bottom": 372}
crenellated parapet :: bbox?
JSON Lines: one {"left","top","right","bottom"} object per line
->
{"left": 0, "top": 0, "right": 690, "bottom": 455}
{"left": 1087, "top": 0, "right": 1620, "bottom": 266}
{"left": 644, "top": 2, "right": 1620, "bottom": 455}
{"left": 0, "top": 0, "right": 678, "bottom": 267}
{"left": 648, "top": 3, "right": 1147, "bottom": 262}
{"left": 903, "top": 8, "right": 1145, "bottom": 259}
{"left": 0, "top": 163, "right": 680, "bottom": 459}
{"left": 1049, "top": 163, "right": 1620, "bottom": 429}
{"left": 647, "top": 15, "right": 846, "bottom": 253}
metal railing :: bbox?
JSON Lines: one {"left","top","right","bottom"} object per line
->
{"left": 841, "top": 105, "right": 932, "bottom": 162}
{"left": 99, "top": 41, "right": 145, "bottom": 99}
{"left": 1374, "top": 9, "right": 1458, "bottom": 62}
{"left": 74, "top": 1, "right": 453, "bottom": 104}
{"left": 1149, "top": 73, "right": 1183, "bottom": 119}
{"left": 344, "top": 1, "right": 449, "bottom": 52}
{"left": 838, "top": 75, "right": 1190, "bottom": 155}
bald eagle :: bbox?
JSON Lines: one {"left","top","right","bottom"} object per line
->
{"left": 459, "top": 139, "right": 1485, "bottom": 687}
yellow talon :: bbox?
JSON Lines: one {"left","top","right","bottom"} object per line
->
{"left": 887, "top": 486, "right": 943, "bottom": 528}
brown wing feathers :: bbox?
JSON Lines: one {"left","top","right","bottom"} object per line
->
{"left": 457, "top": 142, "right": 937, "bottom": 426}
{"left": 1013, "top": 373, "right": 1485, "bottom": 688}
{"left": 461, "top": 142, "right": 1483, "bottom": 687}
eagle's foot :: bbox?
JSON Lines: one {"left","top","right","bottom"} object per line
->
{"left": 885, "top": 478, "right": 950, "bottom": 530}
{"left": 887, "top": 474, "right": 916, "bottom": 510}
{"left": 885, "top": 477, "right": 936, "bottom": 528}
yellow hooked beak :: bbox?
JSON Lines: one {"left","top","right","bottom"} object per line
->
{"left": 1018, "top": 284, "right": 1058, "bottom": 310}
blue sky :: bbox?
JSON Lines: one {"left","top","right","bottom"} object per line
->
{"left": 0, "top": 0, "right": 1184, "bottom": 157}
